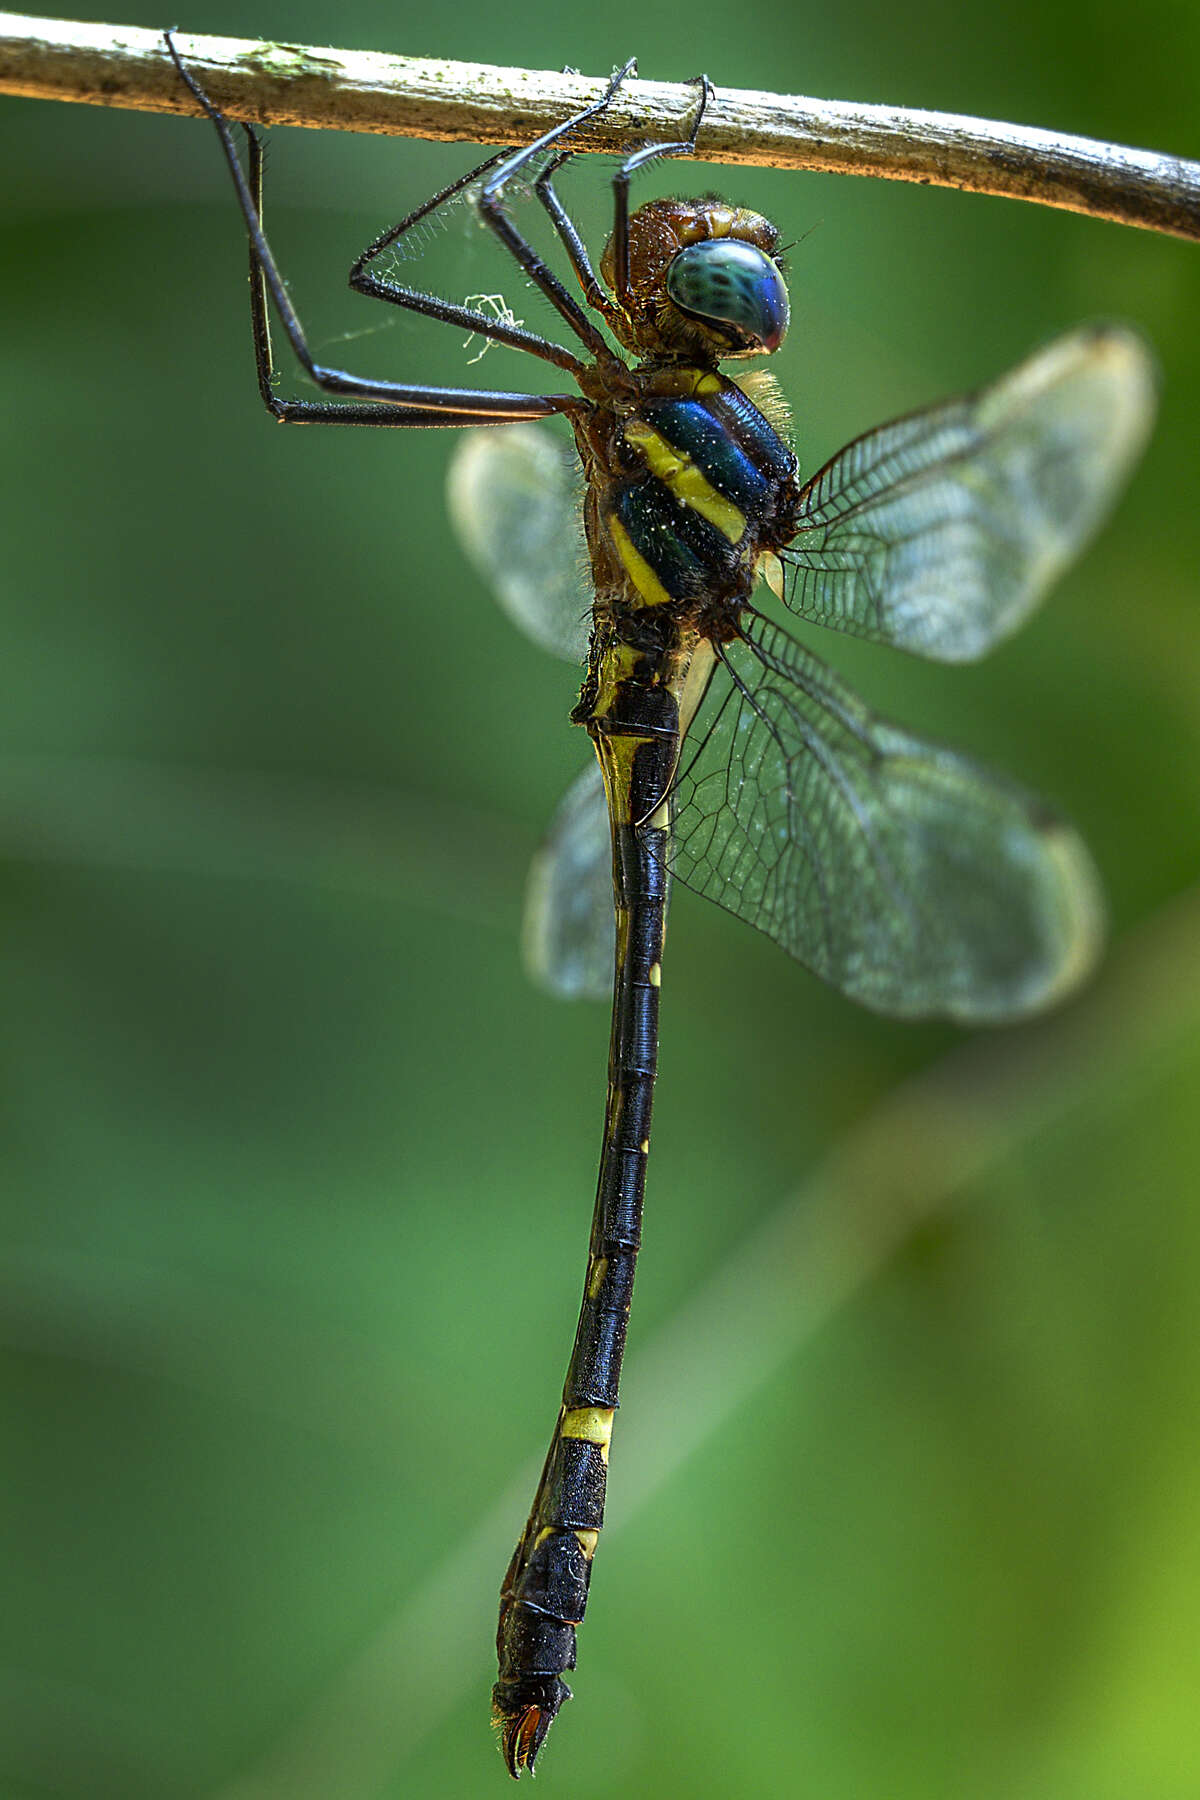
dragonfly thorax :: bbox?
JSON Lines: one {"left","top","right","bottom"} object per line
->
{"left": 589, "top": 369, "right": 801, "bottom": 620}
{"left": 601, "top": 198, "right": 789, "bottom": 362}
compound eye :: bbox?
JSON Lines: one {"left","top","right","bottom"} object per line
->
{"left": 666, "top": 239, "right": 789, "bottom": 352}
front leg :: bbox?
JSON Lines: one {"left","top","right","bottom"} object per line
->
{"left": 166, "top": 33, "right": 584, "bottom": 428}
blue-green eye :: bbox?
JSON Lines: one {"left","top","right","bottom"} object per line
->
{"left": 666, "top": 240, "right": 789, "bottom": 352}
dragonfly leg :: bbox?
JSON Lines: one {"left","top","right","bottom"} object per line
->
{"left": 474, "top": 61, "right": 639, "bottom": 361}
{"left": 532, "top": 149, "right": 623, "bottom": 329}
{"left": 347, "top": 154, "right": 592, "bottom": 377}
{"left": 165, "top": 33, "right": 582, "bottom": 427}
{"left": 610, "top": 74, "right": 714, "bottom": 308}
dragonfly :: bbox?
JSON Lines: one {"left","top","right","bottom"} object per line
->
{"left": 165, "top": 36, "right": 1156, "bottom": 1778}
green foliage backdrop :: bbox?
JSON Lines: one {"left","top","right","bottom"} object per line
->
{"left": 2, "top": 2, "right": 1198, "bottom": 1796}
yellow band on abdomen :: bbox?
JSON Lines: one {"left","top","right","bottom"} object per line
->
{"left": 560, "top": 1406, "right": 615, "bottom": 1463}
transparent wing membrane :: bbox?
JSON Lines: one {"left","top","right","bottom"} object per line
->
{"left": 667, "top": 610, "right": 1104, "bottom": 1021}
{"left": 522, "top": 759, "right": 614, "bottom": 1000}
{"left": 445, "top": 332, "right": 1149, "bottom": 1023}
{"left": 775, "top": 326, "right": 1156, "bottom": 662}
{"left": 447, "top": 425, "right": 591, "bottom": 661}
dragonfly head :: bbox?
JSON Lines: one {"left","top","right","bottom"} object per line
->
{"left": 603, "top": 198, "right": 789, "bottom": 363}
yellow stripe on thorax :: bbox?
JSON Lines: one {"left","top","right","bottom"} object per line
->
{"left": 606, "top": 512, "right": 674, "bottom": 608}
{"left": 622, "top": 420, "right": 746, "bottom": 545}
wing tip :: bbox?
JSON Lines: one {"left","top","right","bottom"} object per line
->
{"left": 942, "top": 815, "right": 1107, "bottom": 1026}
{"left": 993, "top": 321, "right": 1160, "bottom": 463}
{"left": 1027, "top": 814, "right": 1107, "bottom": 1009}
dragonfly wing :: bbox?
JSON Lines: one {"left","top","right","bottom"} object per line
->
{"left": 447, "top": 423, "right": 591, "bottom": 662}
{"left": 665, "top": 610, "right": 1103, "bottom": 1022}
{"left": 523, "top": 759, "right": 614, "bottom": 1001}
{"left": 776, "top": 325, "right": 1156, "bottom": 662}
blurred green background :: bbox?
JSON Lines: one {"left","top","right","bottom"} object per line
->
{"left": 3, "top": 2, "right": 1199, "bottom": 1797}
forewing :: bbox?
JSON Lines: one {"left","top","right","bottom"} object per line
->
{"left": 522, "top": 759, "right": 613, "bottom": 1001}
{"left": 666, "top": 610, "right": 1103, "bottom": 1022}
{"left": 777, "top": 325, "right": 1156, "bottom": 662}
{"left": 447, "top": 423, "right": 591, "bottom": 661}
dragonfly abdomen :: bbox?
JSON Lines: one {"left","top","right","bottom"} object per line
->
{"left": 494, "top": 816, "right": 668, "bottom": 1775}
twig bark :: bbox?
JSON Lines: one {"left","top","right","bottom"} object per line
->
{"left": 1, "top": 13, "right": 1199, "bottom": 242}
